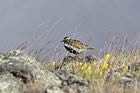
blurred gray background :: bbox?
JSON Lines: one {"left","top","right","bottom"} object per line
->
{"left": 0, "top": 0, "right": 140, "bottom": 54}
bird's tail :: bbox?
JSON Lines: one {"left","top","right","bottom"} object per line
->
{"left": 87, "top": 47, "right": 94, "bottom": 49}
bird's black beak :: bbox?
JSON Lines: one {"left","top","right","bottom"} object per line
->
{"left": 60, "top": 40, "right": 64, "bottom": 42}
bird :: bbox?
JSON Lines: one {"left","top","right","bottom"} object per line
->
{"left": 61, "top": 36, "right": 94, "bottom": 54}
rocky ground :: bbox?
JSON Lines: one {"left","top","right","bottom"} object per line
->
{"left": 0, "top": 50, "right": 139, "bottom": 93}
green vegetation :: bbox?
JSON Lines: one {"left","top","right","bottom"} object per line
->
{"left": 1, "top": 36, "right": 139, "bottom": 93}
{"left": 48, "top": 48, "right": 140, "bottom": 93}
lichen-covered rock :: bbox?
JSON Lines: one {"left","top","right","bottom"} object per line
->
{"left": 45, "top": 70, "right": 91, "bottom": 93}
{"left": 85, "top": 55, "right": 99, "bottom": 63}
{"left": 105, "top": 62, "right": 140, "bottom": 89}
{"left": 62, "top": 55, "right": 98, "bottom": 64}
{"left": 0, "top": 73, "right": 23, "bottom": 93}
{"left": 0, "top": 50, "right": 48, "bottom": 93}
{"left": 0, "top": 50, "right": 47, "bottom": 84}
{"left": 0, "top": 50, "right": 92, "bottom": 93}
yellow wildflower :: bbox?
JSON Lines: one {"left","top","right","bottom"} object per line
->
{"left": 123, "top": 66, "right": 128, "bottom": 73}
{"left": 102, "top": 63, "right": 109, "bottom": 70}
{"left": 52, "top": 61, "right": 56, "bottom": 68}
{"left": 86, "top": 66, "right": 92, "bottom": 73}
{"left": 103, "top": 54, "right": 110, "bottom": 63}
{"left": 92, "top": 62, "right": 97, "bottom": 67}
{"left": 99, "top": 71, "right": 103, "bottom": 77}
{"left": 79, "top": 62, "right": 83, "bottom": 67}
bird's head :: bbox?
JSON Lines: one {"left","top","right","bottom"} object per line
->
{"left": 61, "top": 36, "right": 71, "bottom": 42}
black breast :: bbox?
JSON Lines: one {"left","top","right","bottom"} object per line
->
{"left": 64, "top": 45, "right": 79, "bottom": 54}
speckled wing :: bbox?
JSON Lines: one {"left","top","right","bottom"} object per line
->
{"left": 70, "top": 39, "right": 88, "bottom": 49}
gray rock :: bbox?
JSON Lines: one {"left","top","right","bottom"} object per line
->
{"left": 0, "top": 50, "right": 48, "bottom": 84}
{"left": 0, "top": 50, "right": 92, "bottom": 93}
{"left": 0, "top": 73, "right": 23, "bottom": 93}
{"left": 105, "top": 62, "right": 140, "bottom": 89}
{"left": 45, "top": 70, "right": 91, "bottom": 93}
{"left": 85, "top": 55, "right": 98, "bottom": 63}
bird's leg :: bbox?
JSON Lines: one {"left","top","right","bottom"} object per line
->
{"left": 82, "top": 52, "right": 86, "bottom": 61}
{"left": 66, "top": 52, "right": 71, "bottom": 57}
{"left": 76, "top": 52, "right": 85, "bottom": 61}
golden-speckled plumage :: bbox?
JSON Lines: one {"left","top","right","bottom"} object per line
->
{"left": 61, "top": 36, "right": 94, "bottom": 54}
{"left": 65, "top": 37, "right": 88, "bottom": 49}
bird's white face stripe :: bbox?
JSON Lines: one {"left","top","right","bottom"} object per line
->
{"left": 65, "top": 37, "right": 70, "bottom": 40}
{"left": 64, "top": 43, "right": 86, "bottom": 53}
